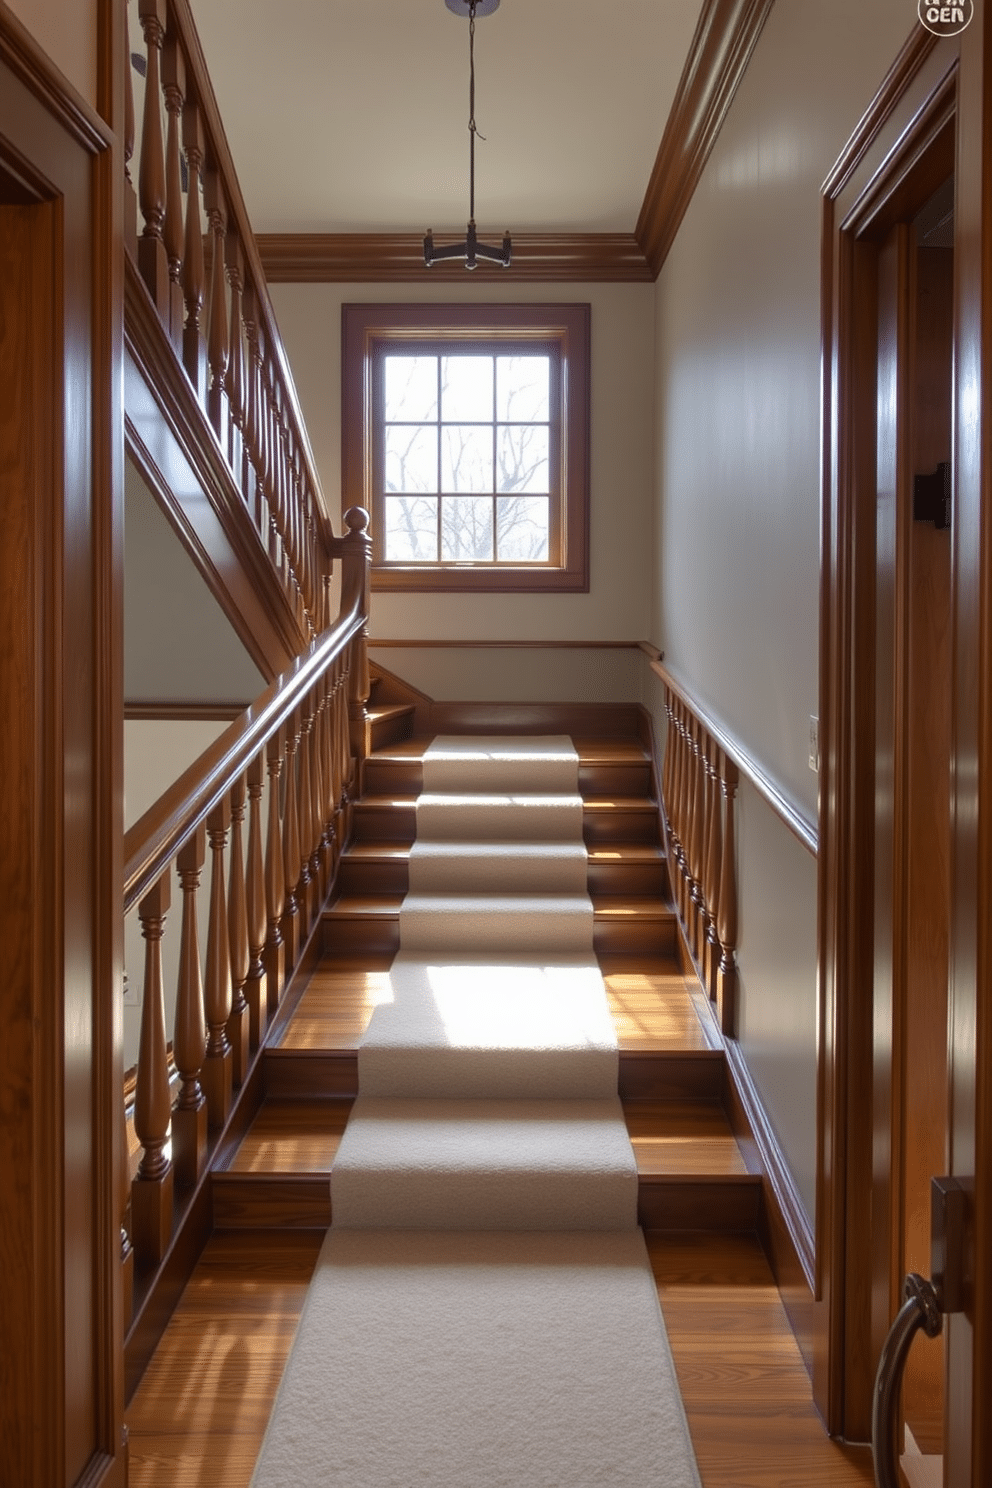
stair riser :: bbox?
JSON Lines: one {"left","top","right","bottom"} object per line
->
{"left": 353, "top": 802, "right": 661, "bottom": 847}
{"left": 211, "top": 1173, "right": 758, "bottom": 1233}
{"left": 261, "top": 1048, "right": 724, "bottom": 1103}
{"left": 369, "top": 709, "right": 416, "bottom": 752}
{"left": 336, "top": 857, "right": 667, "bottom": 898}
{"left": 323, "top": 914, "right": 677, "bottom": 958}
{"left": 361, "top": 759, "right": 653, "bottom": 800}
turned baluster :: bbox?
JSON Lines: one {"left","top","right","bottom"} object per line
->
{"left": 119, "top": 1083, "right": 134, "bottom": 1326}
{"left": 172, "top": 827, "right": 207, "bottom": 1189}
{"left": 670, "top": 703, "right": 688, "bottom": 918}
{"left": 137, "top": 0, "right": 169, "bottom": 315}
{"left": 204, "top": 169, "right": 230, "bottom": 444}
{"left": 131, "top": 872, "right": 174, "bottom": 1264}
{"left": 227, "top": 774, "right": 251, "bottom": 1087}
{"left": 244, "top": 753, "right": 269, "bottom": 1047}
{"left": 161, "top": 36, "right": 186, "bottom": 348}
{"left": 226, "top": 231, "right": 247, "bottom": 483}
{"left": 310, "top": 679, "right": 328, "bottom": 897}
{"left": 124, "top": 1, "right": 138, "bottom": 252}
{"left": 677, "top": 707, "right": 694, "bottom": 920}
{"left": 702, "top": 747, "right": 723, "bottom": 1000}
{"left": 264, "top": 728, "right": 286, "bottom": 1013}
{"left": 202, "top": 798, "right": 233, "bottom": 1128}
{"left": 660, "top": 692, "right": 677, "bottom": 895}
{"left": 181, "top": 97, "right": 206, "bottom": 397}
{"left": 281, "top": 710, "right": 303, "bottom": 969}
{"left": 296, "top": 700, "right": 315, "bottom": 929}
{"left": 688, "top": 723, "right": 708, "bottom": 959}
{"left": 319, "top": 664, "right": 340, "bottom": 880}
{"left": 242, "top": 288, "right": 266, "bottom": 538}
{"left": 715, "top": 760, "right": 739, "bottom": 1035}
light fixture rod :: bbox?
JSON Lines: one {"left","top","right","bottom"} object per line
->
{"left": 425, "top": 0, "right": 511, "bottom": 271}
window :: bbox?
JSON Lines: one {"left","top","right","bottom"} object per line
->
{"left": 342, "top": 304, "right": 590, "bottom": 592}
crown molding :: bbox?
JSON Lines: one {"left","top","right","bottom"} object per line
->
{"left": 255, "top": 0, "right": 771, "bottom": 286}
{"left": 257, "top": 232, "right": 653, "bottom": 283}
{"left": 634, "top": 0, "right": 775, "bottom": 277}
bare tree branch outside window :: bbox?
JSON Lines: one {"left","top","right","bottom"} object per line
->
{"left": 382, "top": 352, "right": 551, "bottom": 564}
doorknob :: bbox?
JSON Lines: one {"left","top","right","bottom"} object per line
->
{"left": 870, "top": 1176, "right": 967, "bottom": 1488}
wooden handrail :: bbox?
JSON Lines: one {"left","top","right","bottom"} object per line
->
{"left": 126, "top": 0, "right": 328, "bottom": 641}
{"left": 124, "top": 512, "right": 370, "bottom": 913}
{"left": 651, "top": 657, "right": 818, "bottom": 855}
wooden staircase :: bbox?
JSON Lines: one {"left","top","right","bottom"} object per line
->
{"left": 124, "top": 696, "right": 877, "bottom": 1488}
{"left": 209, "top": 702, "right": 760, "bottom": 1240}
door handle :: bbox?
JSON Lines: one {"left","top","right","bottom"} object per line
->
{"left": 871, "top": 1272, "right": 942, "bottom": 1488}
{"left": 870, "top": 1176, "right": 967, "bottom": 1488}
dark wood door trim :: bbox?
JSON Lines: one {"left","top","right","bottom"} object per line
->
{"left": 819, "top": 22, "right": 992, "bottom": 1477}
{"left": 0, "top": 6, "right": 124, "bottom": 1483}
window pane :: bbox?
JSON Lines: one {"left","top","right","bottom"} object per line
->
{"left": 385, "top": 426, "right": 438, "bottom": 493}
{"left": 497, "top": 356, "right": 550, "bottom": 422}
{"left": 496, "top": 496, "right": 549, "bottom": 561}
{"left": 441, "top": 425, "right": 493, "bottom": 493}
{"left": 496, "top": 426, "right": 549, "bottom": 493}
{"left": 441, "top": 497, "right": 494, "bottom": 561}
{"left": 384, "top": 356, "right": 438, "bottom": 422}
{"left": 384, "top": 496, "right": 438, "bottom": 561}
{"left": 440, "top": 356, "right": 494, "bottom": 421}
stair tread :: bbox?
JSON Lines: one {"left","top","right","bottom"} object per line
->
{"left": 367, "top": 703, "right": 416, "bottom": 722}
{"left": 277, "top": 956, "right": 716, "bottom": 1055}
{"left": 222, "top": 1097, "right": 747, "bottom": 1182}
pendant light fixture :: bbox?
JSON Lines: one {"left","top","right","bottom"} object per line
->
{"left": 424, "top": 0, "right": 512, "bottom": 271}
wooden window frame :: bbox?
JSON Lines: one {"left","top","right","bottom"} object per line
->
{"left": 342, "top": 303, "right": 590, "bottom": 593}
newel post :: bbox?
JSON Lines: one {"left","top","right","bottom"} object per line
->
{"left": 339, "top": 506, "right": 372, "bottom": 776}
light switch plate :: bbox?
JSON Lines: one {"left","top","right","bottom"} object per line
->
{"left": 809, "top": 715, "right": 820, "bottom": 773}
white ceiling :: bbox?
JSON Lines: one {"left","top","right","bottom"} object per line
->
{"left": 189, "top": 0, "right": 706, "bottom": 235}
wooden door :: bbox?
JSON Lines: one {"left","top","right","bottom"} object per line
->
{"left": 820, "top": 26, "right": 992, "bottom": 1485}
{"left": 872, "top": 199, "right": 954, "bottom": 1483}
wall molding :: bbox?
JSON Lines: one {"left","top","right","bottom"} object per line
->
{"left": 125, "top": 700, "right": 250, "bottom": 721}
{"left": 821, "top": 26, "right": 937, "bottom": 200}
{"left": 0, "top": 4, "right": 111, "bottom": 156}
{"left": 652, "top": 659, "right": 818, "bottom": 854}
{"left": 634, "top": 0, "right": 775, "bottom": 276}
{"left": 369, "top": 639, "right": 643, "bottom": 650}
{"left": 257, "top": 232, "right": 653, "bottom": 284}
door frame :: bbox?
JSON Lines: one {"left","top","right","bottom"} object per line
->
{"left": 818, "top": 16, "right": 992, "bottom": 1481}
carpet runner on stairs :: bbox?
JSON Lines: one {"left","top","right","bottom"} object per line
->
{"left": 250, "top": 736, "right": 701, "bottom": 1488}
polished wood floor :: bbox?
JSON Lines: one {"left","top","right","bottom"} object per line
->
{"left": 126, "top": 1227, "right": 873, "bottom": 1487}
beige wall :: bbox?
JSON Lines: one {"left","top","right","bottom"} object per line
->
{"left": 269, "top": 281, "right": 656, "bottom": 664}
{"left": 125, "top": 454, "right": 266, "bottom": 705}
{"left": 648, "top": 0, "right": 913, "bottom": 1222}
{"left": 6, "top": 0, "right": 97, "bottom": 108}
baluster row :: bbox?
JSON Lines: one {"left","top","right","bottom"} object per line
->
{"left": 661, "top": 688, "right": 739, "bottom": 1034}
{"left": 124, "top": 655, "right": 361, "bottom": 1285}
{"left": 126, "top": 0, "right": 325, "bottom": 642}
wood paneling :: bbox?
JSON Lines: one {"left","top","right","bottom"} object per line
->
{"left": 257, "top": 232, "right": 653, "bottom": 283}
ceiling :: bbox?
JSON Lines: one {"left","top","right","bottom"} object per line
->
{"left": 187, "top": 0, "right": 706, "bottom": 237}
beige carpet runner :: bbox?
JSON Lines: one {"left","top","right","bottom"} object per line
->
{"left": 251, "top": 736, "right": 701, "bottom": 1487}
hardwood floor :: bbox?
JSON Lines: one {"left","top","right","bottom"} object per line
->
{"left": 127, "top": 1228, "right": 873, "bottom": 1487}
